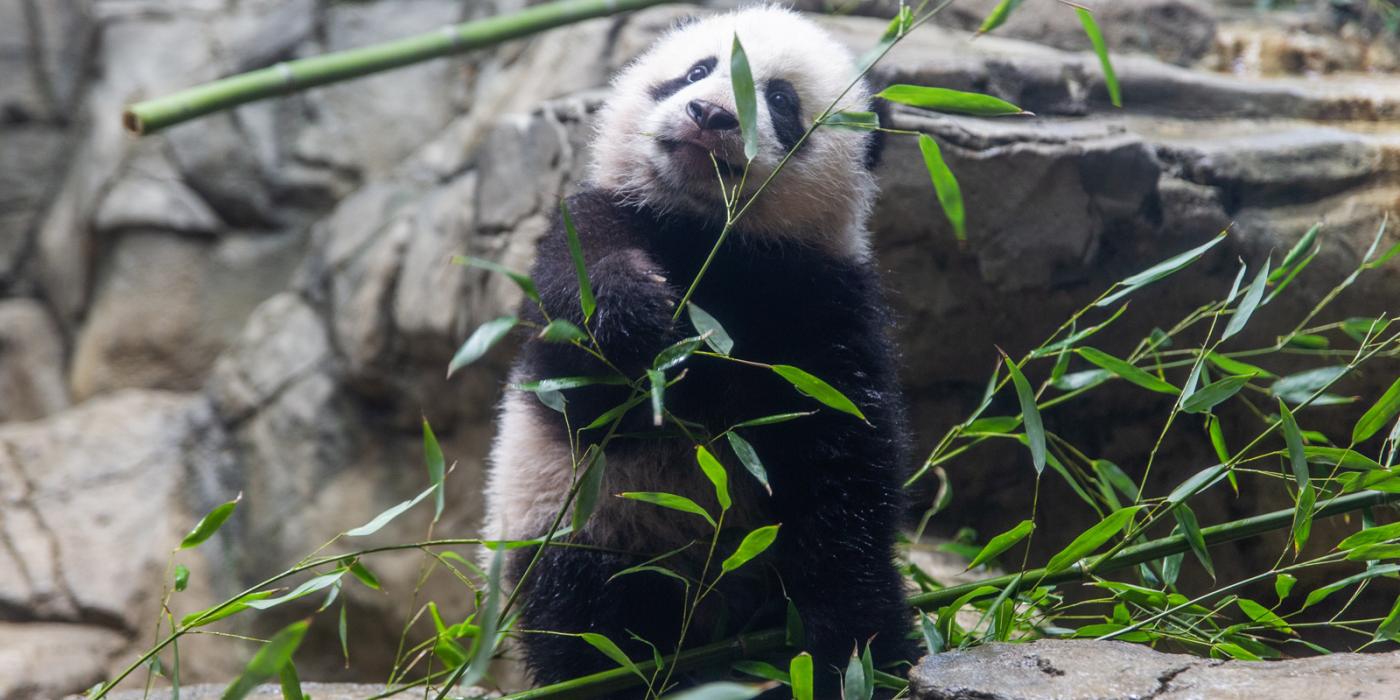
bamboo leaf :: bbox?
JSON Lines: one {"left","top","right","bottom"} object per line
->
{"left": 1376, "top": 596, "right": 1400, "bottom": 642}
{"left": 174, "top": 564, "right": 190, "bottom": 592}
{"left": 1303, "top": 564, "right": 1400, "bottom": 609}
{"left": 1182, "top": 374, "right": 1254, "bottom": 414}
{"left": 1305, "top": 446, "right": 1382, "bottom": 471}
{"left": 1052, "top": 369, "right": 1112, "bottom": 392}
{"left": 450, "top": 255, "right": 539, "bottom": 304}
{"left": 1168, "top": 463, "right": 1229, "bottom": 505}
{"left": 771, "top": 365, "right": 866, "bottom": 421}
{"left": 572, "top": 451, "right": 607, "bottom": 532}
{"left": 620, "top": 492, "right": 715, "bottom": 528}
{"left": 1355, "top": 378, "right": 1400, "bottom": 444}
{"left": 1002, "top": 354, "right": 1045, "bottom": 474}
{"left": 279, "top": 661, "right": 304, "bottom": 700}
{"left": 844, "top": 644, "right": 873, "bottom": 700}
{"left": 790, "top": 652, "right": 814, "bottom": 700}
{"left": 726, "top": 431, "right": 770, "bottom": 495}
{"left": 1291, "top": 483, "right": 1316, "bottom": 555}
{"left": 823, "top": 111, "right": 880, "bottom": 129}
{"left": 978, "top": 0, "right": 1026, "bottom": 34}
{"left": 348, "top": 560, "right": 381, "bottom": 591}
{"left": 1045, "top": 506, "right": 1142, "bottom": 573}
{"left": 665, "top": 683, "right": 765, "bottom": 700}
{"left": 514, "top": 375, "right": 627, "bottom": 393}
{"left": 966, "top": 520, "right": 1035, "bottom": 571}
{"left": 1271, "top": 224, "right": 1321, "bottom": 283}
{"left": 1075, "top": 8, "right": 1119, "bottom": 107}
{"left": 181, "top": 495, "right": 241, "bottom": 550}
{"left": 346, "top": 484, "right": 434, "bottom": 537}
{"left": 687, "top": 303, "right": 734, "bottom": 355}
{"left": 858, "top": 5, "right": 912, "bottom": 71}
{"left": 877, "top": 85, "right": 1025, "bottom": 116}
{"left": 648, "top": 369, "right": 665, "bottom": 427}
{"left": 917, "top": 134, "right": 966, "bottom": 242}
{"left": 1207, "top": 352, "right": 1274, "bottom": 378}
{"left": 722, "top": 524, "right": 780, "bottom": 573}
{"left": 1279, "top": 400, "right": 1310, "bottom": 491}
{"left": 1093, "top": 459, "right": 1138, "bottom": 503}
{"left": 732, "top": 412, "right": 815, "bottom": 429}
{"left": 539, "top": 318, "right": 588, "bottom": 343}
{"left": 733, "top": 661, "right": 789, "bottom": 683}
{"left": 1275, "top": 573, "right": 1297, "bottom": 602}
{"left": 579, "top": 633, "right": 646, "bottom": 682}
{"left": 1345, "top": 543, "right": 1400, "bottom": 561}
{"left": 1338, "top": 521, "right": 1400, "bottom": 550}
{"left": 449, "top": 317, "right": 517, "bottom": 377}
{"left": 1173, "top": 504, "right": 1214, "bottom": 579}
{"left": 1272, "top": 366, "right": 1349, "bottom": 406}
{"left": 654, "top": 335, "right": 707, "bottom": 371}
{"left": 460, "top": 539, "right": 504, "bottom": 688}
{"left": 1075, "top": 347, "right": 1178, "bottom": 394}
{"left": 920, "top": 612, "right": 945, "bottom": 654}
{"left": 422, "top": 419, "right": 445, "bottom": 521}
{"left": 246, "top": 571, "right": 346, "bottom": 611}
{"left": 582, "top": 393, "right": 647, "bottom": 431}
{"left": 559, "top": 201, "right": 596, "bottom": 323}
{"left": 731, "top": 34, "right": 758, "bottom": 161}
{"left": 181, "top": 591, "right": 276, "bottom": 628}
{"left": 696, "top": 446, "right": 732, "bottom": 511}
{"left": 221, "top": 621, "right": 308, "bottom": 700}
{"left": 1097, "top": 233, "right": 1225, "bottom": 307}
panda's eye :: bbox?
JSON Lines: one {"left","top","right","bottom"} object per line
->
{"left": 686, "top": 64, "right": 710, "bottom": 83}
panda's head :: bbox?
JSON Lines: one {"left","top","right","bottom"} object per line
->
{"left": 591, "top": 5, "right": 882, "bottom": 259}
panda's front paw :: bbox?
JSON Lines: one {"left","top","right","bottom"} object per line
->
{"left": 593, "top": 248, "right": 677, "bottom": 313}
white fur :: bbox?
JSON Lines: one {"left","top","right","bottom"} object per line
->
{"left": 590, "top": 5, "right": 878, "bottom": 259}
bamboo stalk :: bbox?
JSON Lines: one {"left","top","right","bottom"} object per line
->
{"left": 503, "top": 489, "right": 1400, "bottom": 698}
{"left": 122, "top": 0, "right": 678, "bottom": 135}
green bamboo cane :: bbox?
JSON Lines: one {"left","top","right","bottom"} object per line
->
{"left": 501, "top": 489, "right": 1400, "bottom": 699}
{"left": 122, "top": 0, "right": 679, "bottom": 135}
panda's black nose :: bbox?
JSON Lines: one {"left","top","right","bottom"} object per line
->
{"left": 687, "top": 100, "right": 739, "bottom": 132}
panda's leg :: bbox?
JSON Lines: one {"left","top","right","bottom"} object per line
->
{"left": 514, "top": 544, "right": 687, "bottom": 691}
{"left": 770, "top": 465, "right": 918, "bottom": 694}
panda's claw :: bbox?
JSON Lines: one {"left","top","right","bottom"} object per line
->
{"left": 647, "top": 273, "right": 668, "bottom": 285}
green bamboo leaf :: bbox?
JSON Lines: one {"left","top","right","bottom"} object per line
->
{"left": 1076, "top": 348, "right": 1178, "bottom": 394}
{"left": 978, "top": 0, "right": 1026, "bottom": 34}
{"left": 844, "top": 644, "right": 873, "bottom": 700}
{"left": 181, "top": 591, "right": 275, "bottom": 627}
{"left": 460, "top": 537, "right": 504, "bottom": 688}
{"left": 1271, "top": 224, "right": 1321, "bottom": 283}
{"left": 1168, "top": 463, "right": 1229, "bottom": 504}
{"left": 1340, "top": 317, "right": 1390, "bottom": 344}
{"left": 722, "top": 524, "right": 780, "bottom": 573}
{"left": 1052, "top": 368, "right": 1112, "bottom": 391}
{"left": 582, "top": 393, "right": 647, "bottom": 431}
{"left": 790, "top": 652, "right": 814, "bottom": 700}
{"left": 515, "top": 375, "right": 627, "bottom": 393}
{"left": 620, "top": 492, "right": 715, "bottom": 527}
{"left": 559, "top": 200, "right": 596, "bottom": 323}
{"left": 449, "top": 255, "right": 539, "bottom": 304}
{"left": 1376, "top": 596, "right": 1400, "bottom": 642}
{"left": 786, "top": 599, "right": 805, "bottom": 647}
{"left": 920, "top": 611, "right": 945, "bottom": 654}
{"left": 655, "top": 335, "right": 707, "bottom": 371}
{"left": 1076, "top": 8, "right": 1120, "bottom": 107}
{"left": 858, "top": 5, "right": 912, "bottom": 71}
{"left": 877, "top": 85, "right": 1025, "bottom": 116}
{"left": 1208, "top": 415, "right": 1232, "bottom": 464}
{"left": 1303, "top": 564, "right": 1400, "bottom": 609}
{"left": 771, "top": 365, "right": 866, "bottom": 421}
{"left": 1002, "top": 354, "right": 1045, "bottom": 474}
{"left": 648, "top": 369, "right": 665, "bottom": 428}
{"left": 823, "top": 111, "right": 880, "bottom": 130}
{"left": 1275, "top": 573, "right": 1297, "bottom": 602}
{"left": 1173, "top": 504, "right": 1214, "bottom": 579}
{"left": 1181, "top": 375, "right": 1253, "bottom": 414}
{"left": 1272, "top": 366, "right": 1349, "bottom": 406}
{"left": 665, "top": 683, "right": 765, "bottom": 700}
{"left": 965, "top": 519, "right": 1034, "bottom": 571}
{"left": 686, "top": 303, "right": 734, "bottom": 355}
{"left": 221, "top": 620, "right": 308, "bottom": 700}
{"left": 1345, "top": 543, "right": 1400, "bottom": 561}
{"left": 1355, "top": 378, "right": 1400, "bottom": 444}
{"left": 174, "top": 564, "right": 190, "bottom": 592}
{"left": 539, "top": 318, "right": 588, "bottom": 343}
{"left": 348, "top": 560, "right": 380, "bottom": 591}
{"left": 731, "top": 34, "right": 758, "bottom": 161}
{"left": 732, "top": 412, "right": 814, "bottom": 429}
{"left": 1291, "top": 483, "right": 1316, "bottom": 555}
{"left": 1032, "top": 304, "right": 1131, "bottom": 358}
{"left": 1365, "top": 240, "right": 1400, "bottom": 270}
{"left": 1222, "top": 259, "right": 1269, "bottom": 341}
{"left": 733, "top": 661, "right": 789, "bottom": 683}
{"left": 572, "top": 450, "right": 607, "bottom": 532}
{"left": 1284, "top": 333, "right": 1329, "bottom": 349}
{"left": 1097, "top": 233, "right": 1226, "bottom": 307}
{"left": 1339, "top": 521, "right": 1400, "bottom": 550}
{"left": 579, "top": 633, "right": 646, "bottom": 682}
{"left": 696, "top": 445, "right": 731, "bottom": 511}
{"left": 1093, "top": 459, "right": 1138, "bottom": 504}
{"left": 1207, "top": 352, "right": 1274, "bottom": 378}
{"left": 422, "top": 418, "right": 445, "bottom": 521}
{"left": 966, "top": 416, "right": 1021, "bottom": 434}
{"left": 1279, "top": 400, "right": 1310, "bottom": 490}
{"left": 180, "top": 495, "right": 241, "bottom": 550}
{"left": 1305, "top": 446, "right": 1382, "bottom": 471}
{"left": 346, "top": 484, "right": 434, "bottom": 537}
{"left": 917, "top": 134, "right": 966, "bottom": 242}
{"left": 726, "top": 431, "right": 770, "bottom": 495}
{"left": 246, "top": 571, "right": 346, "bottom": 611}
{"left": 1045, "top": 506, "right": 1142, "bottom": 573}
{"left": 279, "top": 661, "right": 305, "bottom": 700}
{"left": 448, "top": 316, "right": 517, "bottom": 377}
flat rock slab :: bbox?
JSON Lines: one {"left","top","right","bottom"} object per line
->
{"left": 909, "top": 640, "right": 1400, "bottom": 700}
{"left": 93, "top": 684, "right": 493, "bottom": 700}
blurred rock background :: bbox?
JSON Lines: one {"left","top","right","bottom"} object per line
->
{"left": 0, "top": 0, "right": 1397, "bottom": 697}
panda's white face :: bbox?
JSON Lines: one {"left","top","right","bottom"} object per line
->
{"left": 591, "top": 6, "right": 878, "bottom": 259}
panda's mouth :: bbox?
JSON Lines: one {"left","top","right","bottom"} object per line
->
{"left": 658, "top": 137, "right": 743, "bottom": 179}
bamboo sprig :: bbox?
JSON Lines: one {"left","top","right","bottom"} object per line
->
{"left": 122, "top": 0, "right": 678, "bottom": 135}
{"left": 499, "top": 489, "right": 1400, "bottom": 699}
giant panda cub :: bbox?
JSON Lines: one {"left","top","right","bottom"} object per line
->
{"left": 483, "top": 5, "right": 916, "bottom": 692}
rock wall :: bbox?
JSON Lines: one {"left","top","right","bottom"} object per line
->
{"left": 1, "top": 0, "right": 1398, "bottom": 697}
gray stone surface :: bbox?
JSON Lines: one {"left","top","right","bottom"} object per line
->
{"left": 95, "top": 683, "right": 494, "bottom": 700}
{"left": 0, "top": 299, "right": 69, "bottom": 422}
{"left": 909, "top": 640, "right": 1400, "bottom": 700}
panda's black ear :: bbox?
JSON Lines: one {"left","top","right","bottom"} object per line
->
{"left": 864, "top": 97, "right": 892, "bottom": 171}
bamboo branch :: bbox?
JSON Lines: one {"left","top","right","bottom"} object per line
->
{"left": 502, "top": 489, "right": 1400, "bottom": 699}
{"left": 122, "top": 0, "right": 678, "bottom": 135}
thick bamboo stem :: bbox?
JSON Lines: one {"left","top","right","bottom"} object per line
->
{"left": 504, "top": 489, "right": 1400, "bottom": 699}
{"left": 122, "top": 0, "right": 677, "bottom": 135}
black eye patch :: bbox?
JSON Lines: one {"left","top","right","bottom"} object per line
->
{"left": 765, "top": 79, "right": 804, "bottom": 153}
{"left": 649, "top": 56, "right": 718, "bottom": 102}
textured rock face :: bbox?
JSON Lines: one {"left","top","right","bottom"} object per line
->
{"left": 1, "top": 1, "right": 1398, "bottom": 697}
{"left": 909, "top": 640, "right": 1400, "bottom": 700}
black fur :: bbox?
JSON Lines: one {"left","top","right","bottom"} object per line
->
{"left": 650, "top": 56, "right": 718, "bottom": 102}
{"left": 765, "top": 78, "right": 804, "bottom": 153}
{"left": 509, "top": 189, "right": 917, "bottom": 693}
